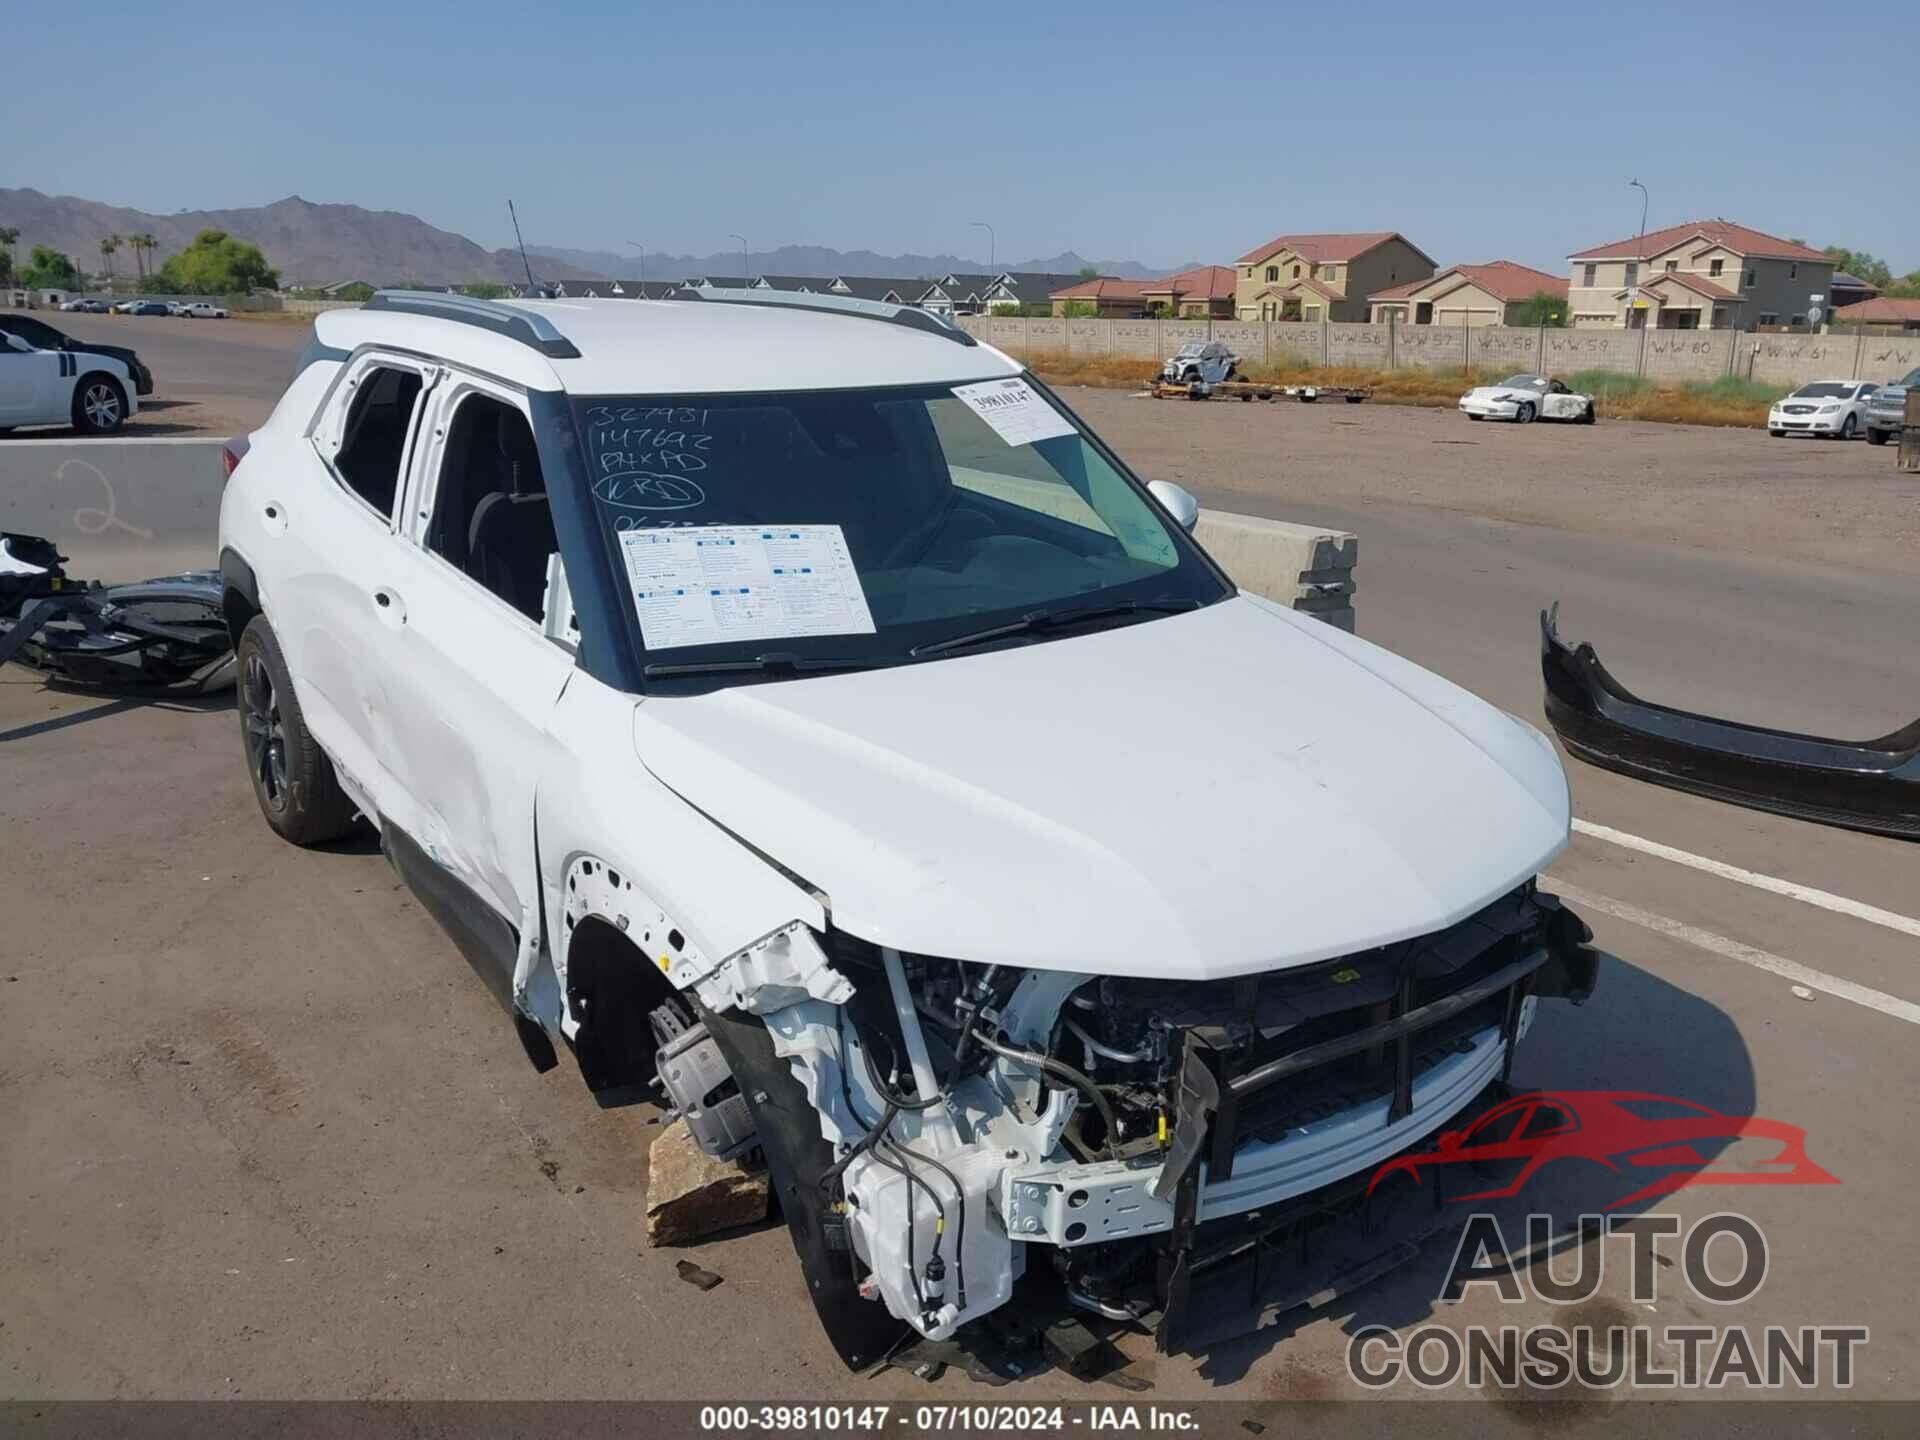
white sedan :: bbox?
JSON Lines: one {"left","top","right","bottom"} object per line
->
{"left": 1459, "top": 373, "right": 1595, "bottom": 424}
{"left": 1767, "top": 379, "right": 1876, "bottom": 440}
{"left": 0, "top": 330, "right": 139, "bottom": 433}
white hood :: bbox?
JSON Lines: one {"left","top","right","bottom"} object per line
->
{"left": 631, "top": 596, "right": 1569, "bottom": 980}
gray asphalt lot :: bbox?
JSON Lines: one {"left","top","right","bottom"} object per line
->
{"left": 2, "top": 324, "right": 1916, "bottom": 1419}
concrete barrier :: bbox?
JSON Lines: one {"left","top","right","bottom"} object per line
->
{"left": 0, "top": 438, "right": 225, "bottom": 580}
{"left": 1194, "top": 510, "right": 1357, "bottom": 632}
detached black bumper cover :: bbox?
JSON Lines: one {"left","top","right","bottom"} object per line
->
{"left": 1541, "top": 604, "right": 1920, "bottom": 839}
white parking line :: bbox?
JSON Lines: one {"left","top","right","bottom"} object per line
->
{"left": 0, "top": 436, "right": 220, "bottom": 448}
{"left": 1553, "top": 881, "right": 1920, "bottom": 1027}
{"left": 1572, "top": 818, "right": 1920, "bottom": 941}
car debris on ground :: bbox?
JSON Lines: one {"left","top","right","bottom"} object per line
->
{"left": 0, "top": 532, "right": 234, "bottom": 693}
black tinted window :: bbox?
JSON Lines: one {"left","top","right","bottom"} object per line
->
{"left": 1, "top": 317, "right": 61, "bottom": 349}
{"left": 334, "top": 367, "right": 422, "bottom": 518}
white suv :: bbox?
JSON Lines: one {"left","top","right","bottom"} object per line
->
{"left": 218, "top": 289, "right": 1595, "bottom": 1364}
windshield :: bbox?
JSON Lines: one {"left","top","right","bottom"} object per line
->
{"left": 1790, "top": 383, "right": 1852, "bottom": 399}
{"left": 1498, "top": 375, "right": 1547, "bottom": 390}
{"left": 571, "top": 377, "right": 1229, "bottom": 684}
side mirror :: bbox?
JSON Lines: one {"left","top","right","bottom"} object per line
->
{"left": 4, "top": 333, "right": 33, "bottom": 353}
{"left": 1147, "top": 479, "right": 1199, "bottom": 533}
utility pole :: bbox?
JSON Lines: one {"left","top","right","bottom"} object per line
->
{"left": 1628, "top": 179, "right": 1649, "bottom": 331}
{"left": 626, "top": 240, "right": 644, "bottom": 286}
{"left": 730, "top": 234, "right": 748, "bottom": 286}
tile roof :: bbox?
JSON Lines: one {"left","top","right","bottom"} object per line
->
{"left": 1833, "top": 297, "right": 1920, "bottom": 323}
{"left": 1235, "top": 230, "right": 1405, "bottom": 266}
{"left": 1373, "top": 261, "right": 1569, "bottom": 304}
{"left": 1140, "top": 264, "right": 1238, "bottom": 301}
{"left": 1048, "top": 276, "right": 1152, "bottom": 299}
{"left": 1570, "top": 219, "right": 1829, "bottom": 263}
{"left": 1252, "top": 276, "right": 1344, "bottom": 303}
{"left": 1640, "top": 271, "right": 1741, "bottom": 301}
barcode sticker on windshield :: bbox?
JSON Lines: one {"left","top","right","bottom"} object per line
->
{"left": 952, "top": 378, "right": 1077, "bottom": 447}
{"left": 618, "top": 524, "right": 876, "bottom": 651}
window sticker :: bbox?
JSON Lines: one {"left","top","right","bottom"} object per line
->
{"left": 951, "top": 377, "right": 1077, "bottom": 447}
{"left": 618, "top": 524, "right": 877, "bottom": 651}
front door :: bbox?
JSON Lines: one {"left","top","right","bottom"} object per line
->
{"left": 0, "top": 340, "right": 59, "bottom": 422}
{"left": 378, "top": 373, "right": 577, "bottom": 960}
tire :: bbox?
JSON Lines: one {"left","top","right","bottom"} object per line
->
{"left": 72, "top": 374, "right": 128, "bottom": 434}
{"left": 1770, "top": 429, "right": 1786, "bottom": 438}
{"left": 1839, "top": 414, "right": 1856, "bottom": 440}
{"left": 236, "top": 617, "right": 359, "bottom": 845}
{"left": 1467, "top": 413, "right": 1483, "bottom": 421}
{"left": 1866, "top": 427, "right": 1889, "bottom": 446}
{"left": 1580, "top": 403, "right": 1597, "bottom": 425}
{"left": 1515, "top": 401, "right": 1536, "bottom": 425}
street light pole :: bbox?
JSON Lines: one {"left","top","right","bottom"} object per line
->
{"left": 1627, "top": 179, "right": 1650, "bottom": 332}
{"left": 626, "top": 240, "right": 644, "bottom": 286}
{"left": 970, "top": 221, "right": 995, "bottom": 273}
{"left": 730, "top": 234, "right": 748, "bottom": 286}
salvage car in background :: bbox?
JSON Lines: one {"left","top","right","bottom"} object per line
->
{"left": 1459, "top": 373, "right": 1596, "bottom": 424}
{"left": 219, "top": 287, "right": 1597, "bottom": 1365}
{"left": 1768, "top": 379, "right": 1876, "bottom": 439}
{"left": 1160, "top": 339, "right": 1240, "bottom": 384}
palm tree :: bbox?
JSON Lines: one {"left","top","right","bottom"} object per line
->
{"left": 140, "top": 233, "right": 159, "bottom": 283}
{"left": 100, "top": 234, "right": 121, "bottom": 289}
{"left": 0, "top": 227, "right": 19, "bottom": 280}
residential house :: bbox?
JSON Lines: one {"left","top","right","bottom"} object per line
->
{"left": 753, "top": 275, "right": 834, "bottom": 293}
{"left": 1565, "top": 220, "right": 1834, "bottom": 330}
{"left": 1368, "top": 262, "right": 1569, "bottom": 327}
{"left": 916, "top": 273, "right": 996, "bottom": 317}
{"left": 686, "top": 275, "right": 751, "bottom": 290}
{"left": 1831, "top": 297, "right": 1920, "bottom": 333}
{"left": 826, "top": 276, "right": 928, "bottom": 303}
{"left": 979, "top": 272, "right": 1082, "bottom": 314}
{"left": 1829, "top": 272, "right": 1878, "bottom": 309}
{"left": 1047, "top": 276, "right": 1152, "bottom": 318}
{"left": 596, "top": 280, "right": 690, "bottom": 300}
{"left": 1234, "top": 232, "right": 1436, "bottom": 322}
{"left": 1139, "top": 265, "right": 1239, "bottom": 318}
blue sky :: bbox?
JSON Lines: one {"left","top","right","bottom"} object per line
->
{"left": 5, "top": 0, "right": 1914, "bottom": 273}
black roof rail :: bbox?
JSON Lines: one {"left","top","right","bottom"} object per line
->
{"left": 363, "top": 289, "right": 582, "bottom": 359}
{"left": 676, "top": 286, "right": 976, "bottom": 346}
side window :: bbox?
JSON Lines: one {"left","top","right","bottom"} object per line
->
{"left": 424, "top": 393, "right": 555, "bottom": 624}
{"left": 333, "top": 365, "right": 423, "bottom": 518}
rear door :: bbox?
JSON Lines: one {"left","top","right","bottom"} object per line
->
{"left": 263, "top": 351, "right": 437, "bottom": 821}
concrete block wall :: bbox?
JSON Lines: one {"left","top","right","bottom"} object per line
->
{"left": 960, "top": 315, "right": 1920, "bottom": 389}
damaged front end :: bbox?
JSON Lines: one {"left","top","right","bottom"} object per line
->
{"left": 1542, "top": 604, "right": 1920, "bottom": 839}
{"left": 683, "top": 882, "right": 1598, "bottom": 1365}
{"left": 0, "top": 532, "right": 234, "bottom": 694}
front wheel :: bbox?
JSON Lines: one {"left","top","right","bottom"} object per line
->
{"left": 1867, "top": 427, "right": 1889, "bottom": 446}
{"left": 1838, "top": 414, "right": 1856, "bottom": 441}
{"left": 1580, "top": 403, "right": 1597, "bottom": 425}
{"left": 1515, "top": 401, "right": 1536, "bottom": 425}
{"left": 72, "top": 374, "right": 128, "bottom": 434}
{"left": 1770, "top": 429, "right": 1786, "bottom": 438}
{"left": 236, "top": 617, "right": 359, "bottom": 845}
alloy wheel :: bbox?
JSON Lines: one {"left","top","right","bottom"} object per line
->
{"left": 243, "top": 654, "right": 289, "bottom": 812}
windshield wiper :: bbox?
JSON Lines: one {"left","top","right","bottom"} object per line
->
{"left": 909, "top": 597, "right": 1201, "bottom": 659}
{"left": 643, "top": 651, "right": 900, "bottom": 680}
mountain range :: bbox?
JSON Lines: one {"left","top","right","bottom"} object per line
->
{"left": 0, "top": 189, "right": 1181, "bottom": 288}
